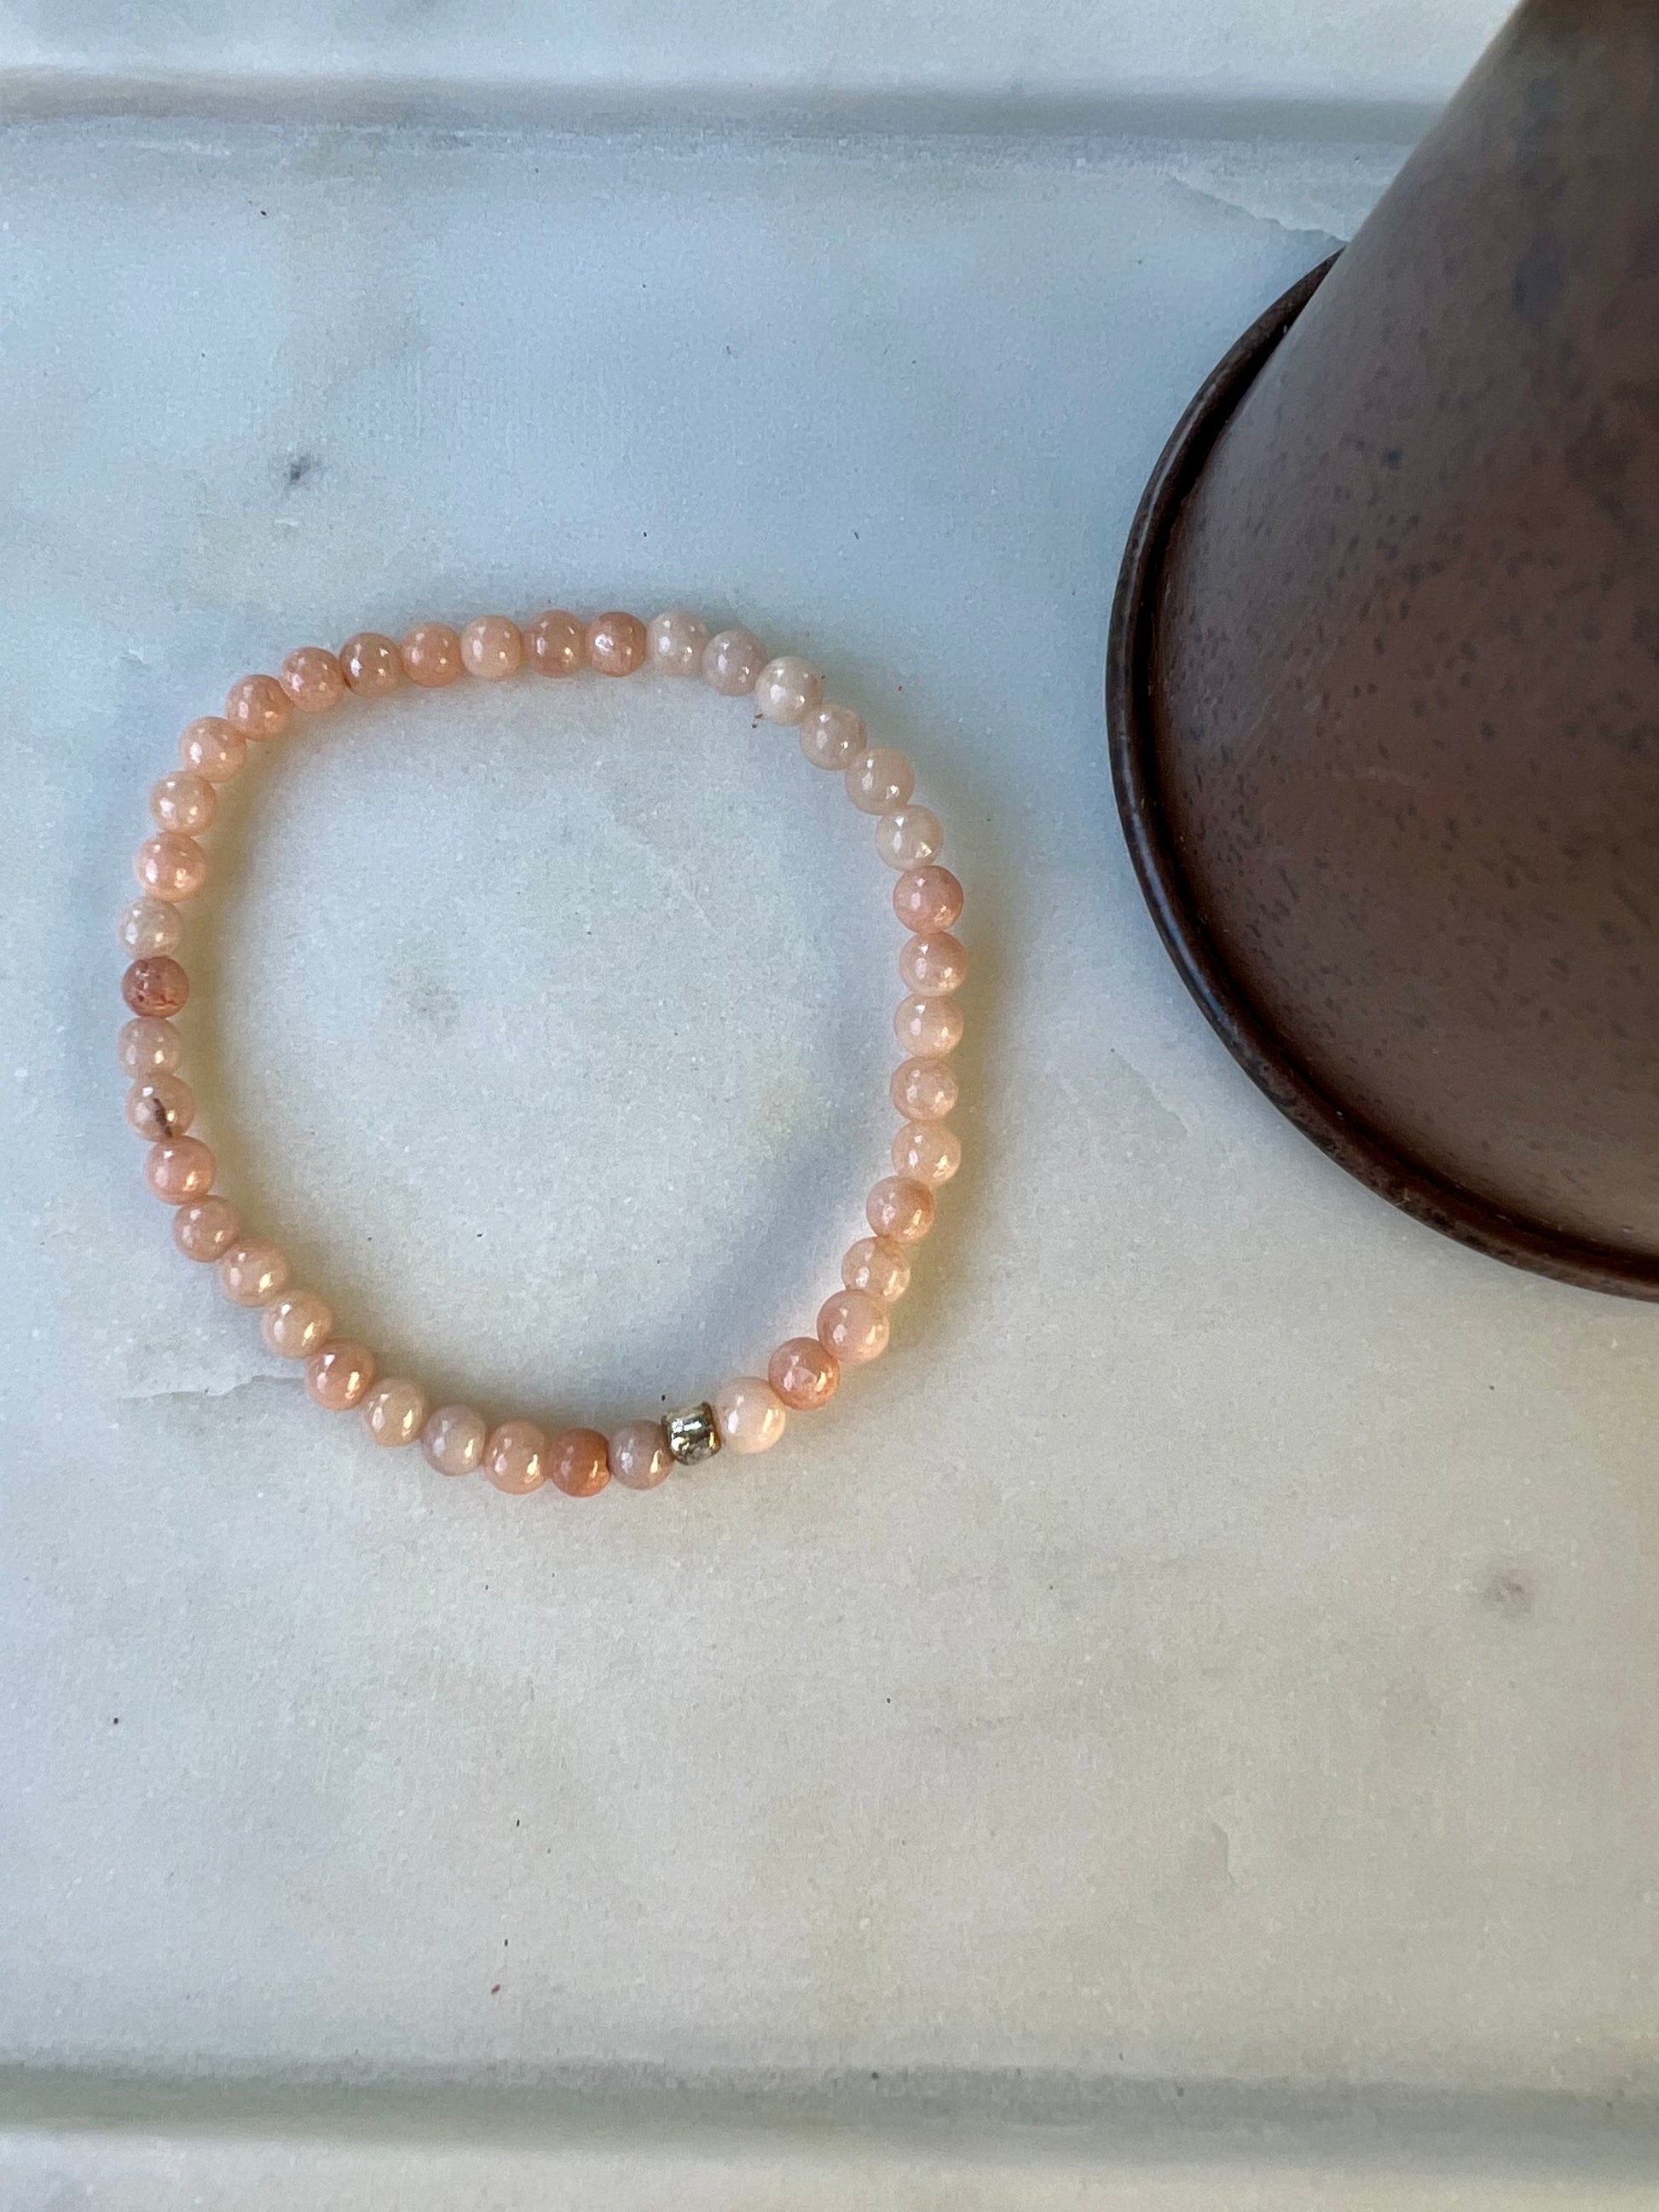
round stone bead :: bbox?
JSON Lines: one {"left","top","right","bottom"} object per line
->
{"left": 648, "top": 609, "right": 709, "bottom": 674}
{"left": 893, "top": 865, "right": 963, "bottom": 933}
{"left": 754, "top": 656, "right": 824, "bottom": 725}
{"left": 180, "top": 716, "right": 246, "bottom": 783}
{"left": 767, "top": 1337, "right": 840, "bottom": 1412}
{"left": 422, "top": 1404, "right": 488, "bottom": 1476}
{"left": 899, "top": 932, "right": 968, "bottom": 998}
{"left": 817, "top": 1287, "right": 890, "bottom": 1366}
{"left": 364, "top": 1378, "right": 428, "bottom": 1448}
{"left": 126, "top": 1072, "right": 194, "bottom": 1141}
{"left": 118, "top": 1015, "right": 181, "bottom": 1077}
{"left": 867, "top": 1175, "right": 935, "bottom": 1245}
{"left": 135, "top": 833, "right": 206, "bottom": 904}
{"left": 892, "top": 1057, "right": 957, "bottom": 1122}
{"left": 586, "top": 613, "right": 647, "bottom": 676}
{"left": 145, "top": 1136, "right": 216, "bottom": 1204}
{"left": 485, "top": 1419, "right": 548, "bottom": 1493}
{"left": 702, "top": 628, "right": 766, "bottom": 696}
{"left": 895, "top": 994, "right": 964, "bottom": 1057}
{"left": 150, "top": 772, "right": 217, "bottom": 835}
{"left": 401, "top": 623, "right": 464, "bottom": 688}
{"left": 894, "top": 1120, "right": 961, "bottom": 1186}
{"left": 525, "top": 609, "right": 585, "bottom": 676}
{"left": 609, "top": 1419, "right": 674, "bottom": 1490}
{"left": 847, "top": 748, "right": 914, "bottom": 814}
{"left": 714, "top": 1377, "right": 788, "bottom": 1453}
{"left": 548, "top": 1428, "right": 611, "bottom": 1495}
{"left": 226, "top": 674, "right": 292, "bottom": 740}
{"left": 800, "top": 702, "right": 866, "bottom": 770}
{"left": 841, "top": 1235, "right": 911, "bottom": 1304}
{"left": 280, "top": 646, "right": 346, "bottom": 713}
{"left": 118, "top": 898, "right": 183, "bottom": 958}
{"left": 172, "top": 1197, "right": 240, "bottom": 1262}
{"left": 262, "top": 1291, "right": 334, "bottom": 1358}
{"left": 217, "top": 1239, "right": 289, "bottom": 1306}
{"left": 308, "top": 1339, "right": 377, "bottom": 1411}
{"left": 876, "top": 806, "right": 943, "bottom": 870}
{"left": 460, "top": 615, "right": 523, "bottom": 680}
{"left": 340, "top": 633, "right": 403, "bottom": 696}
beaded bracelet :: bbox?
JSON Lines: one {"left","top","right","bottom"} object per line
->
{"left": 118, "top": 609, "right": 967, "bottom": 1497}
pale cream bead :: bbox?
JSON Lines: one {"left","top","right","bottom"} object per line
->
{"left": 150, "top": 771, "right": 217, "bottom": 836}
{"left": 842, "top": 1235, "right": 911, "bottom": 1303}
{"left": 126, "top": 1072, "right": 194, "bottom": 1141}
{"left": 894, "top": 1120, "right": 961, "bottom": 1186}
{"left": 364, "top": 1377, "right": 429, "bottom": 1448}
{"left": 226, "top": 674, "right": 292, "bottom": 741}
{"left": 118, "top": 898, "right": 182, "bottom": 958}
{"left": 118, "top": 1016, "right": 181, "bottom": 1077}
{"left": 892, "top": 1057, "right": 957, "bottom": 1122}
{"left": 800, "top": 702, "right": 866, "bottom": 770}
{"left": 173, "top": 1197, "right": 240, "bottom": 1263}
{"left": 754, "top": 656, "right": 824, "bottom": 726}
{"left": 586, "top": 613, "right": 647, "bottom": 676}
{"left": 867, "top": 1175, "right": 935, "bottom": 1245}
{"left": 217, "top": 1238, "right": 289, "bottom": 1306}
{"left": 280, "top": 646, "right": 346, "bottom": 713}
{"left": 135, "top": 832, "right": 207, "bottom": 904}
{"left": 610, "top": 1419, "right": 674, "bottom": 1490}
{"left": 893, "top": 864, "right": 964, "bottom": 933}
{"left": 767, "top": 1337, "right": 840, "bottom": 1411}
{"left": 714, "top": 1377, "right": 788, "bottom": 1454}
{"left": 847, "top": 748, "right": 915, "bottom": 814}
{"left": 340, "top": 633, "right": 402, "bottom": 696}
{"left": 485, "top": 1418, "right": 549, "bottom": 1493}
{"left": 818, "top": 1287, "right": 890, "bottom": 1366}
{"left": 180, "top": 716, "right": 246, "bottom": 783}
{"left": 262, "top": 1290, "right": 334, "bottom": 1358}
{"left": 702, "top": 628, "right": 766, "bottom": 696}
{"left": 145, "top": 1137, "right": 215, "bottom": 1204}
{"left": 895, "top": 993, "right": 964, "bottom": 1057}
{"left": 422, "top": 1404, "right": 488, "bottom": 1476}
{"left": 460, "top": 615, "right": 523, "bottom": 680}
{"left": 900, "top": 932, "right": 968, "bottom": 998}
{"left": 648, "top": 609, "right": 709, "bottom": 674}
{"left": 525, "top": 609, "right": 585, "bottom": 677}
{"left": 401, "top": 623, "right": 464, "bottom": 688}
{"left": 876, "top": 806, "right": 943, "bottom": 869}
{"left": 308, "top": 1339, "right": 376, "bottom": 1410}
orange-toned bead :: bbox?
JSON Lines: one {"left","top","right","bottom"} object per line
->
{"left": 460, "top": 615, "right": 523, "bottom": 679}
{"left": 899, "top": 932, "right": 968, "bottom": 998}
{"left": 867, "top": 1175, "right": 935, "bottom": 1244}
{"left": 217, "top": 1239, "right": 289, "bottom": 1306}
{"left": 363, "top": 1378, "right": 428, "bottom": 1447}
{"left": 547, "top": 1427, "right": 611, "bottom": 1494}
{"left": 145, "top": 1136, "right": 215, "bottom": 1204}
{"left": 842, "top": 1236, "right": 911, "bottom": 1303}
{"left": 893, "top": 864, "right": 963, "bottom": 933}
{"left": 586, "top": 612, "right": 647, "bottom": 676}
{"left": 262, "top": 1291, "right": 334, "bottom": 1358}
{"left": 817, "top": 1288, "right": 890, "bottom": 1366}
{"left": 173, "top": 1197, "right": 240, "bottom": 1262}
{"left": 525, "top": 609, "right": 585, "bottom": 676}
{"left": 340, "top": 632, "right": 402, "bottom": 696}
{"left": 135, "top": 833, "right": 206, "bottom": 903}
{"left": 123, "top": 956, "right": 188, "bottom": 1019}
{"left": 180, "top": 716, "right": 246, "bottom": 782}
{"left": 768, "top": 1337, "right": 840, "bottom": 1411}
{"left": 893, "top": 1120, "right": 961, "bottom": 1186}
{"left": 150, "top": 771, "right": 217, "bottom": 835}
{"left": 485, "top": 1419, "right": 548, "bottom": 1493}
{"left": 892, "top": 1058, "right": 957, "bottom": 1122}
{"left": 308, "top": 1339, "right": 377, "bottom": 1410}
{"left": 225, "top": 673, "right": 292, "bottom": 740}
{"left": 280, "top": 645, "right": 346, "bottom": 713}
{"left": 401, "top": 622, "right": 464, "bottom": 688}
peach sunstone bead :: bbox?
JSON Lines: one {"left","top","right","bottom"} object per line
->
{"left": 262, "top": 1290, "right": 334, "bottom": 1359}
{"left": 894, "top": 1121, "right": 961, "bottom": 1186}
{"left": 847, "top": 748, "right": 914, "bottom": 814}
{"left": 126, "top": 1071, "right": 194, "bottom": 1141}
{"left": 876, "top": 806, "right": 944, "bottom": 870}
{"left": 548, "top": 1428, "right": 611, "bottom": 1495}
{"left": 842, "top": 1235, "right": 911, "bottom": 1304}
{"left": 868, "top": 1175, "right": 935, "bottom": 1245}
{"left": 609, "top": 1419, "right": 674, "bottom": 1489}
{"left": 893, "top": 864, "right": 963, "bottom": 933}
{"left": 136, "top": 833, "right": 206, "bottom": 904}
{"left": 226, "top": 674, "right": 292, "bottom": 741}
{"left": 648, "top": 609, "right": 709, "bottom": 674}
{"left": 900, "top": 932, "right": 968, "bottom": 998}
{"left": 340, "top": 632, "right": 403, "bottom": 696}
{"left": 150, "top": 771, "right": 217, "bottom": 836}
{"left": 364, "top": 1377, "right": 429, "bottom": 1447}
{"left": 145, "top": 1137, "right": 216, "bottom": 1204}
{"left": 118, "top": 898, "right": 182, "bottom": 958}
{"left": 280, "top": 646, "right": 346, "bottom": 713}
{"left": 714, "top": 1377, "right": 788, "bottom": 1454}
{"left": 800, "top": 702, "right": 865, "bottom": 770}
{"left": 702, "top": 628, "right": 766, "bottom": 695}
{"left": 401, "top": 622, "right": 464, "bottom": 688}
{"left": 525, "top": 609, "right": 585, "bottom": 676}
{"left": 586, "top": 612, "right": 647, "bottom": 677}
{"left": 460, "top": 615, "right": 523, "bottom": 680}
{"left": 818, "top": 1286, "right": 890, "bottom": 1366}
{"left": 180, "top": 715, "right": 246, "bottom": 783}
{"left": 896, "top": 994, "right": 964, "bottom": 1057}
{"left": 754, "top": 656, "right": 824, "bottom": 726}
{"left": 892, "top": 1057, "right": 957, "bottom": 1122}
{"left": 308, "top": 1339, "right": 377, "bottom": 1411}
{"left": 422, "top": 1404, "right": 488, "bottom": 1476}
{"left": 768, "top": 1337, "right": 839, "bottom": 1412}
{"left": 173, "top": 1196, "right": 240, "bottom": 1262}
{"left": 123, "top": 956, "right": 189, "bottom": 1019}
{"left": 119, "top": 1015, "right": 181, "bottom": 1077}
{"left": 485, "top": 1419, "right": 549, "bottom": 1493}
{"left": 217, "top": 1238, "right": 289, "bottom": 1306}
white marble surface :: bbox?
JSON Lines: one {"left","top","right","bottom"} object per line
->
{"left": 2, "top": 39, "right": 1657, "bottom": 2208}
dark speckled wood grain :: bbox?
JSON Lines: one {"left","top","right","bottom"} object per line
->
{"left": 1108, "top": 0, "right": 1659, "bottom": 1297}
